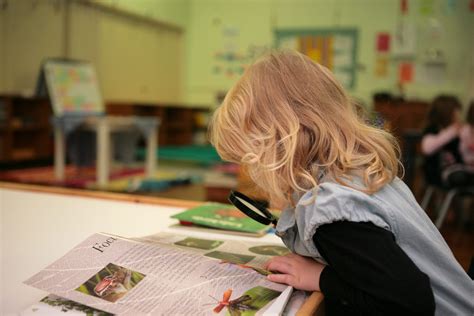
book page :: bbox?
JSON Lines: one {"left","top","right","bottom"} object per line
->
{"left": 131, "top": 232, "right": 291, "bottom": 269}
{"left": 25, "top": 233, "right": 288, "bottom": 316}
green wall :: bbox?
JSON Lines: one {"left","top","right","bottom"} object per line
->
{"left": 91, "top": 0, "right": 190, "bottom": 28}
{"left": 0, "top": 1, "right": 183, "bottom": 102}
{"left": 184, "top": 0, "right": 474, "bottom": 107}
{"left": 2, "top": 0, "right": 471, "bottom": 107}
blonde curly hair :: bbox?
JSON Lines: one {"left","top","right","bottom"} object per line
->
{"left": 209, "top": 51, "right": 401, "bottom": 206}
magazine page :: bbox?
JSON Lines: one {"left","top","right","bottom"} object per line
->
{"left": 24, "top": 233, "right": 288, "bottom": 316}
{"left": 130, "top": 232, "right": 291, "bottom": 269}
{"left": 20, "top": 295, "right": 112, "bottom": 316}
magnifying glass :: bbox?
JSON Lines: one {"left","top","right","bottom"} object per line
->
{"left": 228, "top": 190, "right": 278, "bottom": 227}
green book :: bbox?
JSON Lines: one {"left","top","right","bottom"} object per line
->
{"left": 171, "top": 203, "right": 270, "bottom": 236}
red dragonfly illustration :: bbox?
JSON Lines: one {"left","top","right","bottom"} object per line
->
{"left": 211, "top": 289, "right": 256, "bottom": 315}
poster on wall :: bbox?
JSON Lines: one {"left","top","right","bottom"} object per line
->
{"left": 375, "top": 56, "right": 390, "bottom": 77}
{"left": 398, "top": 62, "right": 414, "bottom": 83}
{"left": 212, "top": 25, "right": 271, "bottom": 79}
{"left": 376, "top": 33, "right": 391, "bottom": 53}
{"left": 275, "top": 29, "right": 358, "bottom": 88}
{"left": 374, "top": 33, "right": 391, "bottom": 78}
{"left": 43, "top": 60, "right": 104, "bottom": 116}
{"left": 416, "top": 62, "right": 446, "bottom": 85}
{"left": 392, "top": 21, "right": 416, "bottom": 57}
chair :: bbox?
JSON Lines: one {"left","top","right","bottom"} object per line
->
{"left": 421, "top": 166, "right": 474, "bottom": 229}
{"left": 433, "top": 187, "right": 474, "bottom": 229}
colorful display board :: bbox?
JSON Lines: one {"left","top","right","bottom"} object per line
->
{"left": 44, "top": 60, "right": 104, "bottom": 116}
{"left": 275, "top": 28, "right": 358, "bottom": 88}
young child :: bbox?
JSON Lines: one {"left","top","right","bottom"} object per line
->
{"left": 459, "top": 101, "right": 474, "bottom": 166}
{"left": 210, "top": 51, "right": 473, "bottom": 315}
{"left": 443, "top": 101, "right": 474, "bottom": 189}
{"left": 421, "top": 95, "right": 463, "bottom": 187}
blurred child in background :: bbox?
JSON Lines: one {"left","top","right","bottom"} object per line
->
{"left": 421, "top": 95, "right": 463, "bottom": 187}
{"left": 459, "top": 101, "right": 474, "bottom": 166}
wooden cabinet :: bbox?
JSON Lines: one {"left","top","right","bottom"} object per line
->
{"left": 0, "top": 95, "right": 53, "bottom": 162}
{"left": 106, "top": 103, "right": 211, "bottom": 146}
{"left": 0, "top": 97, "right": 212, "bottom": 163}
{"left": 374, "top": 100, "right": 430, "bottom": 137}
{"left": 374, "top": 99, "right": 430, "bottom": 191}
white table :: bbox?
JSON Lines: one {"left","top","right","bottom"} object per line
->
{"left": 0, "top": 183, "right": 297, "bottom": 315}
{"left": 53, "top": 115, "right": 159, "bottom": 188}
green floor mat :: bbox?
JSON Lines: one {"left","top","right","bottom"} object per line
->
{"left": 137, "top": 145, "right": 222, "bottom": 165}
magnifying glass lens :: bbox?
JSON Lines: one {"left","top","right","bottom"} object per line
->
{"left": 229, "top": 191, "right": 278, "bottom": 226}
{"left": 234, "top": 196, "right": 267, "bottom": 217}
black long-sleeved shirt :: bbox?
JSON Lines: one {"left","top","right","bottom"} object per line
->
{"left": 313, "top": 221, "right": 435, "bottom": 316}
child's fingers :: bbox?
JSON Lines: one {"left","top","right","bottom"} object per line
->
{"left": 266, "top": 260, "right": 292, "bottom": 274}
{"left": 267, "top": 273, "right": 295, "bottom": 286}
{"left": 263, "top": 259, "right": 273, "bottom": 270}
{"left": 264, "top": 255, "right": 291, "bottom": 269}
{"left": 271, "top": 255, "right": 295, "bottom": 264}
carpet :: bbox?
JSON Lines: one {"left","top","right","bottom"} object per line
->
{"left": 0, "top": 165, "right": 182, "bottom": 192}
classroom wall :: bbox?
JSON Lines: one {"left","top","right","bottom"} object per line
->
{"left": 90, "top": 0, "right": 190, "bottom": 29}
{"left": 1, "top": 0, "right": 64, "bottom": 96}
{"left": 184, "top": 0, "right": 273, "bottom": 106}
{"left": 0, "top": 0, "right": 184, "bottom": 104}
{"left": 69, "top": 1, "right": 184, "bottom": 103}
{"left": 184, "top": 0, "right": 474, "bottom": 107}
{"left": 1, "top": 0, "right": 471, "bottom": 108}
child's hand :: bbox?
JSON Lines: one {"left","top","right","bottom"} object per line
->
{"left": 447, "top": 122, "right": 462, "bottom": 134}
{"left": 264, "top": 253, "right": 325, "bottom": 291}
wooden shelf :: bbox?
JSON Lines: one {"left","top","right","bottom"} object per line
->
{"left": 0, "top": 96, "right": 215, "bottom": 162}
{"left": 167, "top": 123, "right": 192, "bottom": 129}
{"left": 11, "top": 148, "right": 36, "bottom": 160}
{"left": 106, "top": 102, "right": 212, "bottom": 146}
{"left": 11, "top": 125, "right": 49, "bottom": 131}
{"left": 0, "top": 95, "right": 53, "bottom": 162}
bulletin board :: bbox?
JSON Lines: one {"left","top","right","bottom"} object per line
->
{"left": 43, "top": 60, "right": 104, "bottom": 116}
{"left": 275, "top": 28, "right": 358, "bottom": 88}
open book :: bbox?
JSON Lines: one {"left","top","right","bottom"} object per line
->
{"left": 24, "top": 232, "right": 298, "bottom": 315}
